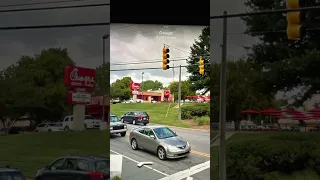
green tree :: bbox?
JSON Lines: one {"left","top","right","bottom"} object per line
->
{"left": 168, "top": 80, "right": 196, "bottom": 100}
{"left": 242, "top": 0, "right": 320, "bottom": 106}
{"left": 110, "top": 77, "right": 132, "bottom": 100}
{"left": 186, "top": 26, "right": 210, "bottom": 93}
{"left": 94, "top": 62, "right": 110, "bottom": 96}
{"left": 141, "top": 80, "right": 163, "bottom": 91}
{"left": 0, "top": 48, "right": 75, "bottom": 132}
{"left": 211, "top": 59, "right": 276, "bottom": 128}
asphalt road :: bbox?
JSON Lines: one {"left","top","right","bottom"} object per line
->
{"left": 110, "top": 124, "right": 210, "bottom": 180}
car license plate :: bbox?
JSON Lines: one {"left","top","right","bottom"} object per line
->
{"left": 143, "top": 118, "right": 146, "bottom": 120}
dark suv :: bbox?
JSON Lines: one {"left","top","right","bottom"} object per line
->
{"left": 0, "top": 165, "right": 26, "bottom": 180}
{"left": 110, "top": 114, "right": 127, "bottom": 137}
{"left": 35, "top": 155, "right": 109, "bottom": 180}
{"left": 120, "top": 111, "right": 150, "bottom": 125}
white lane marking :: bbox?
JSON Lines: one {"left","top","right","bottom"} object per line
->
{"left": 137, "top": 162, "right": 153, "bottom": 168}
{"left": 158, "top": 161, "right": 210, "bottom": 180}
{"left": 110, "top": 149, "right": 169, "bottom": 177}
{"left": 186, "top": 177, "right": 193, "bottom": 180}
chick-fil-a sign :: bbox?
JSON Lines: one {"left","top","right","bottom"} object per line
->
{"left": 64, "top": 66, "right": 96, "bottom": 88}
{"left": 130, "top": 82, "right": 140, "bottom": 90}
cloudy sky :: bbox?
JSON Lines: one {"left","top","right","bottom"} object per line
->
{"left": 0, "top": 0, "right": 109, "bottom": 70}
{"left": 110, "top": 24, "right": 205, "bottom": 87}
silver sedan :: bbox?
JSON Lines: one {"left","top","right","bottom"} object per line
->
{"left": 129, "top": 125, "right": 191, "bottom": 160}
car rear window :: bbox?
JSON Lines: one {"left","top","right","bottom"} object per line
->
{"left": 94, "top": 160, "right": 109, "bottom": 172}
{"left": 135, "top": 112, "right": 147, "bottom": 116}
{"left": 0, "top": 172, "right": 26, "bottom": 180}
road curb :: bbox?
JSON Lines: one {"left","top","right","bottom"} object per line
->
{"left": 151, "top": 124, "right": 210, "bottom": 132}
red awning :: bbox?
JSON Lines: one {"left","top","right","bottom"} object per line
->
{"left": 282, "top": 109, "right": 303, "bottom": 115}
{"left": 260, "top": 108, "right": 281, "bottom": 115}
{"left": 241, "top": 109, "right": 259, "bottom": 114}
{"left": 292, "top": 114, "right": 310, "bottom": 120}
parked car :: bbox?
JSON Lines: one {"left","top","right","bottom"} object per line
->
{"left": 120, "top": 111, "right": 149, "bottom": 125}
{"left": 129, "top": 125, "right": 191, "bottom": 160}
{"left": 0, "top": 165, "right": 26, "bottom": 180}
{"left": 110, "top": 114, "right": 127, "bottom": 137}
{"left": 35, "top": 155, "right": 109, "bottom": 180}
{"left": 35, "top": 123, "right": 63, "bottom": 132}
{"left": 62, "top": 115, "right": 101, "bottom": 131}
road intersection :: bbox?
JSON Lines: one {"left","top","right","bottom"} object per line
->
{"left": 110, "top": 124, "right": 210, "bottom": 180}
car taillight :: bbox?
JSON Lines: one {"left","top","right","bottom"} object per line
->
{"left": 88, "top": 172, "right": 104, "bottom": 179}
{"left": 137, "top": 116, "right": 142, "bottom": 119}
{"left": 147, "top": 116, "right": 150, "bottom": 119}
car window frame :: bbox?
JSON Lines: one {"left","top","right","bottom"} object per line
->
{"left": 138, "top": 128, "right": 146, "bottom": 135}
{"left": 49, "top": 157, "right": 66, "bottom": 170}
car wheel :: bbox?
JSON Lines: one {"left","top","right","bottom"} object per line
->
{"left": 64, "top": 126, "right": 69, "bottom": 131}
{"left": 84, "top": 124, "right": 87, "bottom": 130}
{"left": 131, "top": 139, "right": 138, "bottom": 150}
{"left": 143, "top": 123, "right": 147, "bottom": 126}
{"left": 120, "top": 132, "right": 126, "bottom": 137}
{"left": 48, "top": 129, "right": 51, "bottom": 132}
{"left": 157, "top": 146, "right": 166, "bottom": 160}
{"left": 133, "top": 120, "right": 136, "bottom": 125}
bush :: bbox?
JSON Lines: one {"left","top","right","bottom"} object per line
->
{"left": 181, "top": 104, "right": 209, "bottom": 119}
{"left": 226, "top": 137, "right": 319, "bottom": 180}
{"left": 194, "top": 116, "right": 210, "bottom": 126}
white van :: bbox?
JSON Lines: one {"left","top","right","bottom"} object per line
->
{"left": 62, "top": 115, "right": 101, "bottom": 131}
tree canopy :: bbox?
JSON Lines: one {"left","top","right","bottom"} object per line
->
{"left": 242, "top": 0, "right": 320, "bottom": 106}
{"left": 140, "top": 80, "right": 163, "bottom": 91}
{"left": 110, "top": 77, "right": 132, "bottom": 100}
{"left": 168, "top": 80, "right": 196, "bottom": 100}
{"left": 0, "top": 48, "right": 107, "bottom": 132}
{"left": 186, "top": 26, "right": 210, "bottom": 93}
{"left": 0, "top": 48, "right": 75, "bottom": 130}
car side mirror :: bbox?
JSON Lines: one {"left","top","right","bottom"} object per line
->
{"left": 150, "top": 135, "right": 155, "bottom": 139}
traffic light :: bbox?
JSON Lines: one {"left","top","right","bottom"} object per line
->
{"left": 199, "top": 56, "right": 204, "bottom": 75}
{"left": 286, "top": 0, "right": 307, "bottom": 40}
{"left": 162, "top": 47, "right": 170, "bottom": 70}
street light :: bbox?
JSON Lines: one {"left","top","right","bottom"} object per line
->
{"left": 141, "top": 72, "right": 144, "bottom": 102}
{"left": 102, "top": 34, "right": 109, "bottom": 122}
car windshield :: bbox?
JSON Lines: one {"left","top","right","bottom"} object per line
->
{"left": 153, "top": 127, "right": 177, "bottom": 139}
{"left": 0, "top": 172, "right": 26, "bottom": 180}
{"left": 110, "top": 116, "right": 120, "bottom": 122}
{"left": 94, "top": 160, "right": 109, "bottom": 172}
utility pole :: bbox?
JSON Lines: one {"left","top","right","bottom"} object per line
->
{"left": 219, "top": 11, "right": 227, "bottom": 180}
{"left": 141, "top": 72, "right": 144, "bottom": 102}
{"left": 102, "top": 34, "right": 109, "bottom": 122}
{"left": 178, "top": 65, "right": 182, "bottom": 121}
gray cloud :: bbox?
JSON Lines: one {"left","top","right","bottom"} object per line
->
{"left": 0, "top": 0, "right": 109, "bottom": 70}
{"left": 110, "top": 24, "right": 205, "bottom": 87}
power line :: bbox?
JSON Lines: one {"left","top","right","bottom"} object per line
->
{"left": 0, "top": 0, "right": 94, "bottom": 8}
{"left": 110, "top": 63, "right": 210, "bottom": 72}
{"left": 0, "top": 22, "right": 110, "bottom": 31}
{"left": 211, "top": 6, "right": 320, "bottom": 19}
{"left": 111, "top": 55, "right": 210, "bottom": 66}
{"left": 227, "top": 28, "right": 320, "bottom": 35}
{"left": 0, "top": 3, "right": 110, "bottom": 13}
{"left": 111, "top": 58, "right": 187, "bottom": 66}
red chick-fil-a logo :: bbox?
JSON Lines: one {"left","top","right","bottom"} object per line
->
{"left": 69, "top": 67, "right": 95, "bottom": 88}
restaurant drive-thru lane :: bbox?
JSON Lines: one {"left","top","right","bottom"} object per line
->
{"left": 110, "top": 124, "right": 210, "bottom": 180}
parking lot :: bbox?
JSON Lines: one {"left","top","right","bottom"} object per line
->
{"left": 110, "top": 124, "right": 210, "bottom": 180}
